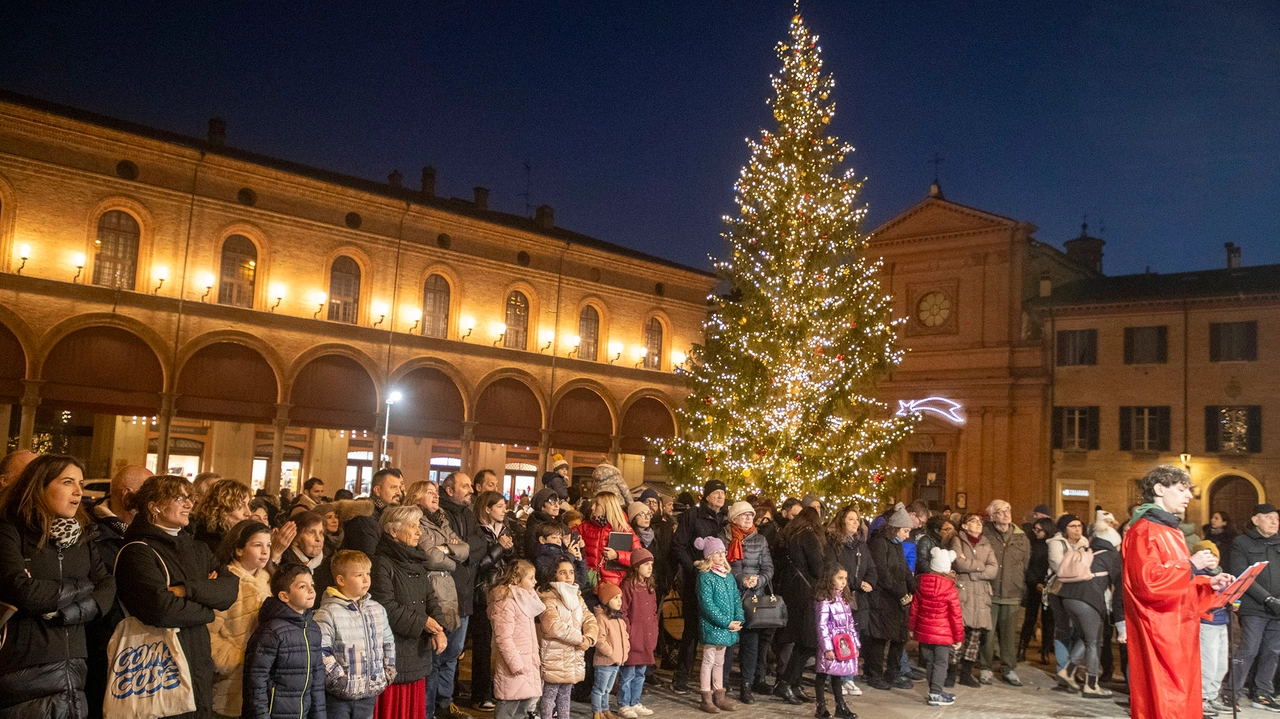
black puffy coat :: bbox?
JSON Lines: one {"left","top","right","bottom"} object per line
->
{"left": 831, "top": 532, "right": 878, "bottom": 634}
{"left": 647, "top": 514, "right": 676, "bottom": 599}
{"left": 866, "top": 527, "right": 916, "bottom": 643}
{"left": 672, "top": 502, "right": 727, "bottom": 591}
{"left": 440, "top": 494, "right": 488, "bottom": 617}
{"left": 0, "top": 521, "right": 116, "bottom": 719}
{"left": 340, "top": 503, "right": 385, "bottom": 558}
{"left": 476, "top": 517, "right": 521, "bottom": 606}
{"left": 1229, "top": 527, "right": 1280, "bottom": 618}
{"left": 775, "top": 526, "right": 825, "bottom": 649}
{"left": 115, "top": 515, "right": 239, "bottom": 719}
{"left": 242, "top": 597, "right": 326, "bottom": 719}
{"left": 370, "top": 533, "right": 434, "bottom": 684}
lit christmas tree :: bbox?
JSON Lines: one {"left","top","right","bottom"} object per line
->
{"left": 657, "top": 12, "right": 917, "bottom": 507}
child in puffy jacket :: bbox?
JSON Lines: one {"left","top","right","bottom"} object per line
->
{"left": 908, "top": 547, "right": 965, "bottom": 707}
{"left": 619, "top": 549, "right": 658, "bottom": 718}
{"left": 243, "top": 564, "right": 327, "bottom": 719}
{"left": 592, "top": 582, "right": 631, "bottom": 719}
{"left": 489, "top": 560, "right": 545, "bottom": 719}
{"left": 539, "top": 559, "right": 599, "bottom": 719}
{"left": 694, "top": 536, "right": 743, "bottom": 714}
{"left": 209, "top": 520, "right": 274, "bottom": 717}
{"left": 814, "top": 565, "right": 858, "bottom": 719}
{"left": 314, "top": 550, "right": 397, "bottom": 719}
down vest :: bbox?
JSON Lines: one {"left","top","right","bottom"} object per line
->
{"left": 241, "top": 597, "right": 326, "bottom": 719}
{"left": 537, "top": 583, "right": 598, "bottom": 684}
{"left": 949, "top": 534, "right": 998, "bottom": 630}
{"left": 209, "top": 563, "right": 273, "bottom": 716}
{"left": 489, "top": 585, "right": 545, "bottom": 701}
{"left": 909, "top": 573, "right": 964, "bottom": 646}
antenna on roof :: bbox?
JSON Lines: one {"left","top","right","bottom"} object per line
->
{"left": 928, "top": 152, "right": 945, "bottom": 198}
{"left": 518, "top": 161, "right": 533, "bottom": 218}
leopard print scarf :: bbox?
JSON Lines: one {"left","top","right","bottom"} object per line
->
{"left": 49, "top": 517, "right": 82, "bottom": 549}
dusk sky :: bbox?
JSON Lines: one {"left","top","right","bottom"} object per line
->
{"left": 3, "top": 2, "right": 1277, "bottom": 275}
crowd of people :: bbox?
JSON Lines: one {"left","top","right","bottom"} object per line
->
{"left": 2, "top": 446, "right": 1280, "bottom": 719}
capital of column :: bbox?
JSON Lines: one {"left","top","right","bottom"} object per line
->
{"left": 274, "top": 403, "right": 292, "bottom": 427}
{"left": 461, "top": 421, "right": 477, "bottom": 443}
{"left": 19, "top": 378, "right": 43, "bottom": 407}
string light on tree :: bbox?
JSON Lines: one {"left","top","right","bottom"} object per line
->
{"left": 654, "top": 11, "right": 917, "bottom": 510}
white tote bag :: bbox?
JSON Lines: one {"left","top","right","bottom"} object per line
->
{"left": 103, "top": 542, "right": 197, "bottom": 719}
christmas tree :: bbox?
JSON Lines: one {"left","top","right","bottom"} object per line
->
{"left": 657, "top": 12, "right": 916, "bottom": 507}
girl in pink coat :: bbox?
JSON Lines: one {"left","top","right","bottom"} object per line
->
{"left": 489, "top": 560, "right": 546, "bottom": 719}
{"left": 814, "top": 566, "right": 859, "bottom": 719}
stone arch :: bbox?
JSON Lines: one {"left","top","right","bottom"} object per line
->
{"left": 84, "top": 196, "right": 158, "bottom": 293}
{"left": 0, "top": 304, "right": 37, "bottom": 377}
{"left": 0, "top": 171, "right": 18, "bottom": 274}
{"left": 472, "top": 373, "right": 545, "bottom": 446}
{"left": 1206, "top": 470, "right": 1264, "bottom": 528}
{"left": 39, "top": 325, "right": 164, "bottom": 414}
{"left": 0, "top": 316, "right": 27, "bottom": 402}
{"left": 212, "top": 222, "right": 272, "bottom": 310}
{"left": 549, "top": 383, "right": 616, "bottom": 452}
{"left": 175, "top": 339, "right": 281, "bottom": 423}
{"left": 176, "top": 330, "right": 286, "bottom": 391}
{"left": 36, "top": 313, "right": 172, "bottom": 387}
{"left": 618, "top": 391, "right": 678, "bottom": 455}
{"left": 387, "top": 361, "right": 467, "bottom": 439}
{"left": 287, "top": 349, "right": 381, "bottom": 430}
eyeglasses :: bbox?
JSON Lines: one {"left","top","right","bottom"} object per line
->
{"left": 173, "top": 495, "right": 193, "bottom": 505}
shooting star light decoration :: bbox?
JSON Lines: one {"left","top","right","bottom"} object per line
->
{"left": 896, "top": 397, "right": 966, "bottom": 425}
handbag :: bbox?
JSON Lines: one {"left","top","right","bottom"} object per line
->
{"left": 742, "top": 578, "right": 788, "bottom": 629}
{"left": 103, "top": 542, "right": 197, "bottom": 719}
{"left": 832, "top": 632, "right": 858, "bottom": 661}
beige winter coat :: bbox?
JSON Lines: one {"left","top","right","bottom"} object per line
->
{"left": 949, "top": 534, "right": 999, "bottom": 630}
{"left": 537, "top": 583, "right": 599, "bottom": 684}
{"left": 592, "top": 606, "right": 631, "bottom": 667}
{"left": 208, "top": 563, "right": 273, "bottom": 716}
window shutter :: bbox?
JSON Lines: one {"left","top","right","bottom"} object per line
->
{"left": 1248, "top": 405, "right": 1263, "bottom": 453}
{"left": 1156, "top": 326, "right": 1168, "bottom": 363}
{"left": 1157, "top": 406, "right": 1172, "bottom": 451}
{"left": 1209, "top": 324, "right": 1222, "bottom": 362}
{"left": 1205, "top": 405, "right": 1220, "bottom": 452}
{"left": 1087, "top": 406, "right": 1100, "bottom": 450}
{"left": 1052, "top": 407, "right": 1064, "bottom": 450}
{"left": 1119, "top": 407, "right": 1132, "bottom": 450}
{"left": 1055, "top": 332, "right": 1067, "bottom": 366}
{"left": 1123, "top": 328, "right": 1135, "bottom": 364}
{"left": 1085, "top": 330, "right": 1098, "bottom": 365}
{"left": 1246, "top": 322, "right": 1258, "bottom": 361}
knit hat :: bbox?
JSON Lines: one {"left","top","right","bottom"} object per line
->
{"left": 703, "top": 479, "right": 727, "bottom": 497}
{"left": 627, "top": 501, "right": 650, "bottom": 522}
{"left": 1033, "top": 504, "right": 1051, "bottom": 517}
{"left": 727, "top": 501, "right": 755, "bottom": 522}
{"left": 596, "top": 581, "right": 622, "bottom": 605}
{"left": 1194, "top": 540, "right": 1220, "bottom": 559}
{"left": 313, "top": 502, "right": 336, "bottom": 518}
{"left": 694, "top": 535, "right": 726, "bottom": 558}
{"left": 1254, "top": 503, "right": 1278, "bottom": 517}
{"left": 1056, "top": 513, "right": 1079, "bottom": 535}
{"left": 929, "top": 547, "right": 955, "bottom": 574}
{"left": 631, "top": 547, "right": 654, "bottom": 567}
{"left": 887, "top": 503, "right": 913, "bottom": 529}
{"left": 532, "top": 487, "right": 560, "bottom": 513}
{"left": 551, "top": 454, "right": 569, "bottom": 471}
{"left": 801, "top": 493, "right": 821, "bottom": 508}
{"left": 639, "top": 487, "right": 660, "bottom": 503}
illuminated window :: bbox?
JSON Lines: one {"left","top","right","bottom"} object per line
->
{"left": 504, "top": 291, "right": 528, "bottom": 350}
{"left": 92, "top": 210, "right": 140, "bottom": 289}
{"left": 1205, "top": 405, "right": 1261, "bottom": 454}
{"left": 422, "top": 274, "right": 450, "bottom": 338}
{"left": 643, "top": 317, "right": 663, "bottom": 370}
{"left": 578, "top": 305, "right": 600, "bottom": 361}
{"left": 328, "top": 256, "right": 361, "bottom": 324}
{"left": 217, "top": 235, "right": 257, "bottom": 308}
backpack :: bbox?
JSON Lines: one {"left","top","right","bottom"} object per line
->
{"left": 1057, "top": 545, "right": 1107, "bottom": 583}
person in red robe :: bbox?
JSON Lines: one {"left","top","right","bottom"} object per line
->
{"left": 1123, "top": 465, "right": 1234, "bottom": 719}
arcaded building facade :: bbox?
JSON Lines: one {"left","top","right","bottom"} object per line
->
{"left": 0, "top": 92, "right": 714, "bottom": 498}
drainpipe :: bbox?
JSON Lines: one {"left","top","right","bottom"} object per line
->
{"left": 543, "top": 241, "right": 571, "bottom": 472}
{"left": 159, "top": 151, "right": 204, "bottom": 473}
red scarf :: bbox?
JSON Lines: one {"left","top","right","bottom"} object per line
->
{"left": 727, "top": 523, "right": 754, "bottom": 563}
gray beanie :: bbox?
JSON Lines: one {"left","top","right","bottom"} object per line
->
{"left": 887, "top": 504, "right": 914, "bottom": 529}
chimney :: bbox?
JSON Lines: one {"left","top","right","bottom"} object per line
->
{"left": 534, "top": 204, "right": 555, "bottom": 229}
{"left": 387, "top": 170, "right": 402, "bottom": 188}
{"left": 473, "top": 186, "right": 489, "bottom": 210}
{"left": 1226, "top": 242, "right": 1241, "bottom": 269}
{"left": 1063, "top": 221, "right": 1105, "bottom": 273}
{"left": 207, "top": 117, "right": 226, "bottom": 146}
{"left": 421, "top": 166, "right": 436, "bottom": 198}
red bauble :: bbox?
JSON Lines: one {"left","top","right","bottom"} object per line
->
{"left": 872, "top": 472, "right": 883, "bottom": 484}
{"left": 704, "top": 396, "right": 714, "bottom": 405}
{"left": 836, "top": 353, "right": 844, "bottom": 362}
{"left": 816, "top": 346, "right": 824, "bottom": 355}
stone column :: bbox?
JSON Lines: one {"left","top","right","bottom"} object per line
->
{"left": 17, "top": 379, "right": 42, "bottom": 450}
{"left": 154, "top": 392, "right": 176, "bottom": 473}
{"left": 609, "top": 434, "right": 623, "bottom": 466}
{"left": 266, "top": 403, "right": 290, "bottom": 495}
{"left": 539, "top": 429, "right": 553, "bottom": 473}
{"left": 459, "top": 421, "right": 476, "bottom": 475}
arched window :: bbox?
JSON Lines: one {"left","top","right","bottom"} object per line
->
{"left": 643, "top": 317, "right": 663, "bottom": 370}
{"left": 92, "top": 210, "right": 140, "bottom": 289}
{"left": 578, "top": 305, "right": 600, "bottom": 361}
{"left": 422, "top": 274, "right": 450, "bottom": 338}
{"left": 217, "top": 234, "right": 257, "bottom": 308}
{"left": 504, "top": 291, "right": 529, "bottom": 350}
{"left": 328, "top": 256, "right": 361, "bottom": 324}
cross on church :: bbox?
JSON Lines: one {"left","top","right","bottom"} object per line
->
{"left": 930, "top": 152, "right": 944, "bottom": 183}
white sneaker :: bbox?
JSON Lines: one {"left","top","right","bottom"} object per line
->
{"left": 842, "top": 679, "right": 862, "bottom": 697}
{"left": 618, "top": 707, "right": 638, "bottom": 719}
{"left": 632, "top": 705, "right": 654, "bottom": 716}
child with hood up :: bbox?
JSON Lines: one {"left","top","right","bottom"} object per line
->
{"left": 909, "top": 547, "right": 964, "bottom": 707}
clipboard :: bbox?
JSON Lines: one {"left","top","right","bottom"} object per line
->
{"left": 607, "top": 531, "right": 633, "bottom": 552}
{"left": 1201, "top": 560, "right": 1267, "bottom": 620}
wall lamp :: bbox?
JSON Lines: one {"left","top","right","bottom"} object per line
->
{"left": 631, "top": 345, "right": 648, "bottom": 368}
{"left": 72, "top": 253, "right": 86, "bottom": 283}
{"left": 371, "top": 302, "right": 388, "bottom": 328}
{"left": 15, "top": 244, "right": 29, "bottom": 274}
{"left": 198, "top": 272, "right": 215, "bottom": 302}
{"left": 153, "top": 266, "right": 168, "bottom": 294}
{"left": 460, "top": 316, "right": 476, "bottom": 341}
{"left": 269, "top": 284, "right": 286, "bottom": 312}
{"left": 608, "top": 341, "right": 623, "bottom": 364}
{"left": 539, "top": 329, "right": 555, "bottom": 353}
{"left": 405, "top": 307, "right": 422, "bottom": 334}
{"left": 566, "top": 334, "right": 582, "bottom": 358}
{"left": 491, "top": 321, "right": 507, "bottom": 347}
{"left": 312, "top": 291, "right": 327, "bottom": 319}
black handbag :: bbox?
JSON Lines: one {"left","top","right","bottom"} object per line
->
{"left": 742, "top": 578, "right": 788, "bottom": 629}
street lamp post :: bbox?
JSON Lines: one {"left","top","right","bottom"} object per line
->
{"left": 382, "top": 390, "right": 402, "bottom": 469}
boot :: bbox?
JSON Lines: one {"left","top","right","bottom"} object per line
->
{"left": 773, "top": 683, "right": 803, "bottom": 706}
{"left": 739, "top": 680, "right": 754, "bottom": 705}
{"left": 793, "top": 681, "right": 813, "bottom": 703}
{"left": 831, "top": 676, "right": 856, "bottom": 719}
{"left": 1016, "top": 641, "right": 1027, "bottom": 664}
{"left": 699, "top": 692, "right": 720, "bottom": 714}
{"left": 1056, "top": 663, "right": 1079, "bottom": 692}
{"left": 944, "top": 663, "right": 958, "bottom": 689}
{"left": 958, "top": 660, "right": 980, "bottom": 688}
{"left": 1082, "top": 674, "right": 1112, "bottom": 698}
{"left": 712, "top": 689, "right": 737, "bottom": 712}
{"left": 813, "top": 675, "right": 830, "bottom": 719}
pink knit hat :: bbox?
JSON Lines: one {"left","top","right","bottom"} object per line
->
{"left": 694, "top": 536, "right": 726, "bottom": 558}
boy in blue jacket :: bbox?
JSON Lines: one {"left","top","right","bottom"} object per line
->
{"left": 1194, "top": 541, "right": 1230, "bottom": 715}
{"left": 244, "top": 564, "right": 327, "bottom": 719}
{"left": 314, "top": 550, "right": 396, "bottom": 719}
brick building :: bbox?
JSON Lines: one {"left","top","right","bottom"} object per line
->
{"left": 0, "top": 91, "right": 714, "bottom": 498}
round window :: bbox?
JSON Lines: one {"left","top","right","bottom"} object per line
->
{"left": 917, "top": 292, "right": 951, "bottom": 328}
{"left": 345, "top": 212, "right": 363, "bottom": 229}
{"left": 115, "top": 160, "right": 139, "bottom": 180}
